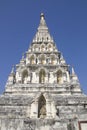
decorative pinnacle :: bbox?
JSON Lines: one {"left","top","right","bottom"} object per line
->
{"left": 61, "top": 54, "right": 64, "bottom": 59}
{"left": 22, "top": 53, "right": 25, "bottom": 59}
{"left": 71, "top": 67, "right": 79, "bottom": 81}
{"left": 11, "top": 65, "right": 15, "bottom": 74}
{"left": 72, "top": 67, "right": 75, "bottom": 75}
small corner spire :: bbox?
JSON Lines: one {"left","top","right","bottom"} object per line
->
{"left": 11, "top": 65, "right": 15, "bottom": 74}
{"left": 60, "top": 54, "right": 64, "bottom": 59}
{"left": 22, "top": 53, "right": 25, "bottom": 59}
{"left": 71, "top": 67, "right": 79, "bottom": 82}
{"left": 72, "top": 67, "right": 75, "bottom": 75}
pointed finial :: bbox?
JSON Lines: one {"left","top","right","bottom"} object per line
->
{"left": 11, "top": 65, "right": 15, "bottom": 74}
{"left": 61, "top": 54, "right": 64, "bottom": 59}
{"left": 60, "top": 54, "right": 66, "bottom": 64}
{"left": 72, "top": 67, "right": 75, "bottom": 75}
{"left": 22, "top": 53, "right": 25, "bottom": 59}
{"left": 39, "top": 13, "right": 46, "bottom": 27}
{"left": 71, "top": 67, "right": 79, "bottom": 82}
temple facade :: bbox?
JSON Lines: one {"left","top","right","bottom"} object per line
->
{"left": 0, "top": 13, "right": 87, "bottom": 130}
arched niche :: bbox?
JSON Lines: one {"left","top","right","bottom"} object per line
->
{"left": 47, "top": 43, "right": 53, "bottom": 51}
{"left": 38, "top": 95, "right": 46, "bottom": 118}
{"left": 30, "top": 55, "right": 35, "bottom": 64}
{"left": 40, "top": 55, "right": 45, "bottom": 64}
{"left": 57, "top": 70, "right": 62, "bottom": 84}
{"left": 51, "top": 55, "right": 55, "bottom": 64}
{"left": 33, "top": 44, "right": 38, "bottom": 51}
{"left": 22, "top": 70, "right": 28, "bottom": 83}
{"left": 39, "top": 69, "right": 45, "bottom": 83}
{"left": 41, "top": 44, "right": 45, "bottom": 51}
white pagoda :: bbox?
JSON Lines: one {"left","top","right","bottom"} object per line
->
{"left": 0, "top": 13, "right": 87, "bottom": 130}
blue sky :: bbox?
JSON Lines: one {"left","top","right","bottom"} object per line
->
{"left": 0, "top": 0, "right": 87, "bottom": 94}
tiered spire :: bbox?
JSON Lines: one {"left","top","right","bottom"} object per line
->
{"left": 33, "top": 13, "right": 53, "bottom": 43}
{"left": 38, "top": 13, "right": 48, "bottom": 32}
